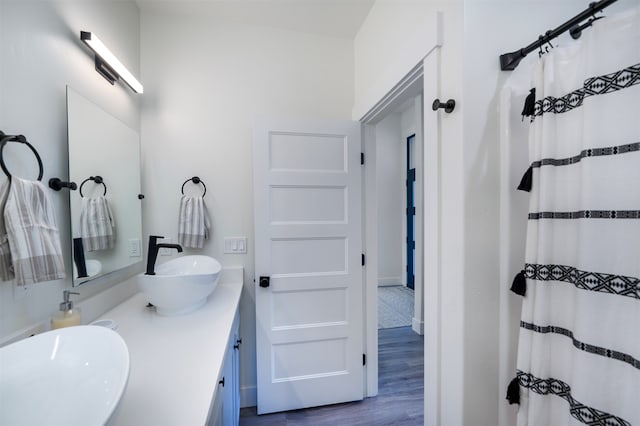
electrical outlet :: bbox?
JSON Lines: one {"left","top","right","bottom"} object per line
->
{"left": 159, "top": 237, "right": 174, "bottom": 256}
{"left": 129, "top": 238, "right": 141, "bottom": 257}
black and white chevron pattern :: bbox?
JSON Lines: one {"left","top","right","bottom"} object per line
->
{"left": 533, "top": 63, "right": 640, "bottom": 117}
{"left": 530, "top": 141, "right": 640, "bottom": 169}
{"left": 528, "top": 210, "right": 640, "bottom": 220}
{"left": 517, "top": 371, "right": 631, "bottom": 426}
{"left": 520, "top": 321, "right": 640, "bottom": 370}
{"left": 523, "top": 263, "right": 640, "bottom": 300}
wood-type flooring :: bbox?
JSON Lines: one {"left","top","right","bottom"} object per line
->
{"left": 240, "top": 326, "right": 424, "bottom": 425}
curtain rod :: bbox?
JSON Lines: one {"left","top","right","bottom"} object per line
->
{"left": 499, "top": 0, "right": 619, "bottom": 71}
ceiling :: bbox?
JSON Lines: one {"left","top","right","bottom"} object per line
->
{"left": 135, "top": 0, "right": 375, "bottom": 39}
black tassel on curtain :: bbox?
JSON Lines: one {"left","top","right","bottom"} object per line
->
{"left": 517, "top": 166, "right": 533, "bottom": 192}
{"left": 506, "top": 377, "right": 521, "bottom": 405}
{"left": 510, "top": 270, "right": 527, "bottom": 296}
{"left": 521, "top": 88, "right": 536, "bottom": 119}
{"left": 517, "top": 89, "right": 536, "bottom": 192}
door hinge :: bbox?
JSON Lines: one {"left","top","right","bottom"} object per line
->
{"left": 361, "top": 152, "right": 365, "bottom": 165}
{"left": 361, "top": 254, "right": 365, "bottom": 266}
{"left": 363, "top": 354, "right": 366, "bottom": 366}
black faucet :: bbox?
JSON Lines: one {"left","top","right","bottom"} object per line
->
{"left": 145, "top": 235, "right": 183, "bottom": 275}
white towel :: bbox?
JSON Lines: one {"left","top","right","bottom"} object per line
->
{"left": 178, "top": 195, "right": 211, "bottom": 249}
{"left": 79, "top": 196, "right": 115, "bottom": 251}
{"left": 4, "top": 177, "right": 65, "bottom": 286}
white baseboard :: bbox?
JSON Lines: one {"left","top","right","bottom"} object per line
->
{"left": 377, "top": 276, "right": 402, "bottom": 286}
{"left": 412, "top": 317, "right": 424, "bottom": 335}
{"left": 240, "top": 385, "right": 257, "bottom": 408}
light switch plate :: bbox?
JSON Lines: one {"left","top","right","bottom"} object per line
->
{"left": 128, "top": 238, "right": 141, "bottom": 257}
{"left": 224, "top": 237, "right": 248, "bottom": 254}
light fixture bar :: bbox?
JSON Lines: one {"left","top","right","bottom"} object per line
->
{"left": 80, "top": 31, "right": 143, "bottom": 94}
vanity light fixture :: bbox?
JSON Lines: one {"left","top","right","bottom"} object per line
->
{"left": 80, "top": 31, "right": 143, "bottom": 94}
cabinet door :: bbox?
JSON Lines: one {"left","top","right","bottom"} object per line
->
{"left": 206, "top": 379, "right": 224, "bottom": 426}
{"left": 223, "top": 309, "right": 240, "bottom": 425}
{"left": 231, "top": 311, "right": 241, "bottom": 425}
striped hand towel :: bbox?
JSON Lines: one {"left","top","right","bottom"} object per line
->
{"left": 178, "top": 195, "right": 211, "bottom": 249}
{"left": 4, "top": 177, "right": 65, "bottom": 286}
{"left": 0, "top": 180, "right": 13, "bottom": 281}
{"left": 79, "top": 196, "right": 115, "bottom": 251}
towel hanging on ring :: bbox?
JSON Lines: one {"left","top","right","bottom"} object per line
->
{"left": 178, "top": 195, "right": 211, "bottom": 249}
{"left": 3, "top": 177, "right": 65, "bottom": 285}
{"left": 79, "top": 196, "right": 115, "bottom": 251}
{"left": 178, "top": 176, "right": 211, "bottom": 248}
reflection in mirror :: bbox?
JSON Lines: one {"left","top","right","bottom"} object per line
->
{"left": 67, "top": 86, "right": 142, "bottom": 286}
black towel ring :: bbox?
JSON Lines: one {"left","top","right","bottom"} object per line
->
{"left": 181, "top": 176, "right": 206, "bottom": 197}
{"left": 79, "top": 175, "right": 107, "bottom": 197}
{"left": 0, "top": 132, "right": 44, "bottom": 182}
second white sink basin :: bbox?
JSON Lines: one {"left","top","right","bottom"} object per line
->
{"left": 0, "top": 325, "right": 130, "bottom": 426}
{"left": 136, "top": 255, "right": 222, "bottom": 316}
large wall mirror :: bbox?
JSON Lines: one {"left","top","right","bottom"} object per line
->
{"left": 67, "top": 86, "right": 143, "bottom": 286}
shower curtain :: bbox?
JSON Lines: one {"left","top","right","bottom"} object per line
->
{"left": 511, "top": 6, "right": 640, "bottom": 426}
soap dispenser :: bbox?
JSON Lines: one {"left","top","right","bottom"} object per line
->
{"left": 51, "top": 290, "right": 81, "bottom": 329}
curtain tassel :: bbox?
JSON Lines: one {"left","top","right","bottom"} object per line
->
{"left": 521, "top": 88, "right": 536, "bottom": 120}
{"left": 510, "top": 270, "right": 526, "bottom": 296}
{"left": 506, "top": 377, "right": 520, "bottom": 405}
{"left": 517, "top": 166, "right": 533, "bottom": 192}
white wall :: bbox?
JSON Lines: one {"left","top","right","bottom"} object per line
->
{"left": 0, "top": 0, "right": 140, "bottom": 340}
{"left": 375, "top": 112, "right": 403, "bottom": 286}
{"left": 139, "top": 11, "right": 354, "bottom": 406}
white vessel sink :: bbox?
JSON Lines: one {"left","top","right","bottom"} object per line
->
{"left": 136, "top": 255, "right": 222, "bottom": 316}
{"left": 0, "top": 325, "right": 130, "bottom": 426}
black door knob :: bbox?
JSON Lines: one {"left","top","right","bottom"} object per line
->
{"left": 259, "top": 276, "right": 270, "bottom": 288}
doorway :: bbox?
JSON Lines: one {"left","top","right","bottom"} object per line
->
{"left": 361, "top": 47, "right": 442, "bottom": 400}
{"left": 374, "top": 99, "right": 420, "bottom": 332}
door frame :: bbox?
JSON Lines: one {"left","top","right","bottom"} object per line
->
{"left": 358, "top": 21, "right": 442, "bottom": 426}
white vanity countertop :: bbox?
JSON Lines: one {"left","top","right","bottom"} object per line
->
{"left": 99, "top": 267, "right": 243, "bottom": 426}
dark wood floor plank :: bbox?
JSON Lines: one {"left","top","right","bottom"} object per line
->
{"left": 240, "top": 326, "right": 424, "bottom": 425}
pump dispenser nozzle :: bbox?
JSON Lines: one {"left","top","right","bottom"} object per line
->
{"left": 52, "top": 290, "right": 81, "bottom": 329}
{"left": 60, "top": 290, "right": 79, "bottom": 311}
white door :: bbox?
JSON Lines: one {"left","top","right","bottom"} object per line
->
{"left": 253, "top": 117, "right": 363, "bottom": 415}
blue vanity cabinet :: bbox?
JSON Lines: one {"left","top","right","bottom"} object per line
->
{"left": 208, "top": 306, "right": 240, "bottom": 426}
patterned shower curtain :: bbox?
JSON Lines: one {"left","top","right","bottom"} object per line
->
{"left": 510, "top": 6, "right": 640, "bottom": 426}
